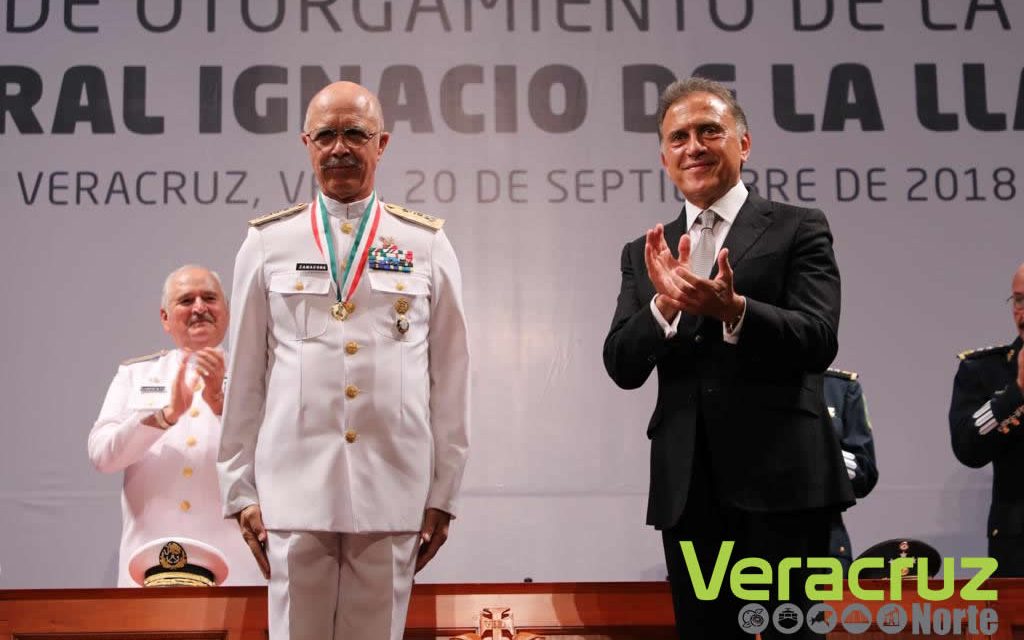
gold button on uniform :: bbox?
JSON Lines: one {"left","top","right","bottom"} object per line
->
{"left": 993, "top": 528, "right": 1000, "bottom": 537}
{"left": 345, "top": 341, "right": 359, "bottom": 355}
{"left": 345, "top": 385, "right": 360, "bottom": 399}
{"left": 341, "top": 222, "right": 354, "bottom": 235}
{"left": 185, "top": 435, "right": 197, "bottom": 447}
{"left": 180, "top": 500, "right": 191, "bottom": 512}
{"left": 189, "top": 408, "right": 200, "bottom": 418}
{"left": 345, "top": 430, "right": 358, "bottom": 443}
{"left": 396, "top": 282, "right": 406, "bottom": 292}
{"left": 294, "top": 281, "right": 305, "bottom": 291}
{"left": 182, "top": 466, "right": 193, "bottom": 478}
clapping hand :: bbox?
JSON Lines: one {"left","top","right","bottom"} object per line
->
{"left": 643, "top": 224, "right": 743, "bottom": 323}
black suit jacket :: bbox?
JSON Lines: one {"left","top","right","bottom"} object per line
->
{"left": 604, "top": 191, "right": 855, "bottom": 529}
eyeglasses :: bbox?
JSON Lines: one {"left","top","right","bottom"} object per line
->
{"left": 1007, "top": 295, "right": 1024, "bottom": 309}
{"left": 305, "top": 126, "right": 378, "bottom": 150}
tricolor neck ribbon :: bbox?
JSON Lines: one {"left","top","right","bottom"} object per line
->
{"left": 310, "top": 192, "right": 382, "bottom": 305}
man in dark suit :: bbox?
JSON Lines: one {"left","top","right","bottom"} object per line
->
{"left": 823, "top": 369, "right": 879, "bottom": 569}
{"left": 950, "top": 263, "right": 1024, "bottom": 575}
{"left": 603, "top": 77, "right": 853, "bottom": 639}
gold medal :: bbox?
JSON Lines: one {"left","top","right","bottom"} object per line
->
{"left": 394, "top": 298, "right": 410, "bottom": 314}
{"left": 343, "top": 301, "right": 356, "bottom": 315}
{"left": 396, "top": 314, "right": 410, "bottom": 335}
{"left": 331, "top": 302, "right": 348, "bottom": 321}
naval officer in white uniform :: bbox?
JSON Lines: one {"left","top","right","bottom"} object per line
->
{"left": 219, "top": 81, "right": 470, "bottom": 639}
{"left": 89, "top": 265, "right": 266, "bottom": 586}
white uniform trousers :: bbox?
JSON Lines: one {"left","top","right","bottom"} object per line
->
{"left": 267, "top": 530, "right": 419, "bottom": 640}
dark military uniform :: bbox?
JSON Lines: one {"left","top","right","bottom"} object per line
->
{"left": 824, "top": 369, "right": 879, "bottom": 568}
{"left": 950, "top": 336, "right": 1024, "bottom": 576}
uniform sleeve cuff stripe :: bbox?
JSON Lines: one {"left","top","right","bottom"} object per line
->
{"left": 973, "top": 400, "right": 994, "bottom": 420}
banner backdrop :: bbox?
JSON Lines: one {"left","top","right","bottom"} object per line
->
{"left": 1, "top": 0, "right": 1021, "bottom": 586}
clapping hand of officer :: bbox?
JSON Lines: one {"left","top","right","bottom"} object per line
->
{"left": 163, "top": 355, "right": 195, "bottom": 425}
{"left": 415, "top": 508, "right": 451, "bottom": 573}
{"left": 192, "top": 347, "right": 226, "bottom": 414}
{"left": 842, "top": 450, "right": 858, "bottom": 480}
{"left": 237, "top": 504, "right": 271, "bottom": 579}
{"left": 644, "top": 224, "right": 743, "bottom": 323}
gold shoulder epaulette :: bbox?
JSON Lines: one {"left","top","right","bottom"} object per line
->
{"left": 384, "top": 202, "right": 445, "bottom": 230}
{"left": 121, "top": 349, "right": 167, "bottom": 365}
{"left": 249, "top": 203, "right": 307, "bottom": 227}
{"left": 825, "top": 368, "right": 858, "bottom": 381}
{"left": 957, "top": 344, "right": 1012, "bottom": 361}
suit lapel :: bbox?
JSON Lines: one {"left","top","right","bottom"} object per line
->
{"left": 708, "top": 193, "right": 772, "bottom": 280}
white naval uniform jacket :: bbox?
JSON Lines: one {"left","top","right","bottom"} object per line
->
{"left": 89, "top": 349, "right": 267, "bottom": 586}
{"left": 218, "top": 199, "right": 470, "bottom": 533}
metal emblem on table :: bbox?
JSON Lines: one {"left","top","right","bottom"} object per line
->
{"left": 450, "top": 606, "right": 544, "bottom": 640}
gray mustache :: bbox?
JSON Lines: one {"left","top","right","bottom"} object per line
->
{"left": 322, "top": 155, "right": 361, "bottom": 169}
{"left": 189, "top": 312, "right": 215, "bottom": 326}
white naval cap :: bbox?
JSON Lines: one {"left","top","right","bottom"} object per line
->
{"left": 128, "top": 536, "right": 229, "bottom": 587}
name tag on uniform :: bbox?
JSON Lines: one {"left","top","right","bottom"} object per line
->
{"left": 296, "top": 262, "right": 328, "bottom": 271}
{"left": 129, "top": 383, "right": 170, "bottom": 410}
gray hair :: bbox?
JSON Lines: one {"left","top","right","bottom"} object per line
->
{"left": 656, "top": 76, "right": 748, "bottom": 139}
{"left": 161, "top": 265, "right": 224, "bottom": 310}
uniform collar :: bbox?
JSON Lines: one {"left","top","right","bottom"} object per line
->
{"left": 320, "top": 192, "right": 375, "bottom": 220}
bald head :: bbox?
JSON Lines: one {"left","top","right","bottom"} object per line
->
{"left": 301, "top": 81, "right": 390, "bottom": 203}
{"left": 304, "top": 81, "right": 384, "bottom": 132}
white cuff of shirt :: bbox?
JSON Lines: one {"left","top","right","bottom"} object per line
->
{"left": 722, "top": 297, "right": 746, "bottom": 344}
{"left": 650, "top": 295, "right": 681, "bottom": 339}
